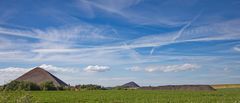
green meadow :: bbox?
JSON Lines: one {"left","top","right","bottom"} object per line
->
{"left": 1, "top": 89, "right": 240, "bottom": 103}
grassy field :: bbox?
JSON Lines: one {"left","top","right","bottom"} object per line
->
{"left": 1, "top": 89, "right": 240, "bottom": 103}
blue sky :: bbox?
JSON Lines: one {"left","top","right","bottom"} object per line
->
{"left": 0, "top": 0, "right": 240, "bottom": 86}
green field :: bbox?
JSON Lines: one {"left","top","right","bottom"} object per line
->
{"left": 1, "top": 89, "right": 240, "bottom": 103}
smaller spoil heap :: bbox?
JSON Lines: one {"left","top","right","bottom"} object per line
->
{"left": 121, "top": 81, "right": 140, "bottom": 88}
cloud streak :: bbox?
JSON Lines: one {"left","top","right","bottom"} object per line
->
{"left": 0, "top": 25, "right": 117, "bottom": 43}
{"left": 145, "top": 63, "right": 200, "bottom": 72}
{"left": 173, "top": 11, "right": 202, "bottom": 41}
{"left": 126, "top": 66, "right": 141, "bottom": 72}
{"left": 234, "top": 45, "right": 240, "bottom": 52}
{"left": 0, "top": 67, "right": 29, "bottom": 73}
{"left": 0, "top": 64, "right": 77, "bottom": 74}
{"left": 1, "top": 19, "right": 240, "bottom": 65}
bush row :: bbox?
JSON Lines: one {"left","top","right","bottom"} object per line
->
{"left": 1, "top": 81, "right": 106, "bottom": 91}
{"left": 2, "top": 81, "right": 64, "bottom": 91}
{"left": 75, "top": 84, "right": 105, "bottom": 90}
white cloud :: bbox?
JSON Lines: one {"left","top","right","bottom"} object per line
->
{"left": 0, "top": 67, "right": 30, "bottom": 85}
{"left": 126, "top": 66, "right": 141, "bottom": 72}
{"left": 83, "top": 65, "right": 110, "bottom": 72}
{"left": 39, "top": 64, "right": 78, "bottom": 73}
{"left": 0, "top": 67, "right": 30, "bottom": 73}
{"left": 0, "top": 64, "right": 77, "bottom": 75}
{"left": 145, "top": 63, "right": 200, "bottom": 72}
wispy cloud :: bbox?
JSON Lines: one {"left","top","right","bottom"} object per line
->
{"left": 0, "top": 24, "right": 121, "bottom": 62}
{"left": 234, "top": 45, "right": 240, "bottom": 52}
{"left": 126, "top": 66, "right": 141, "bottom": 72}
{"left": 0, "top": 64, "right": 77, "bottom": 74}
{"left": 134, "top": 19, "right": 240, "bottom": 47}
{"left": 76, "top": 0, "right": 189, "bottom": 26}
{"left": 126, "top": 63, "right": 200, "bottom": 73}
{"left": 0, "top": 27, "right": 36, "bottom": 39}
{"left": 1, "top": 19, "right": 240, "bottom": 65}
{"left": 80, "top": 0, "right": 143, "bottom": 17}
{"left": 0, "top": 25, "right": 118, "bottom": 43}
{"left": 145, "top": 63, "right": 200, "bottom": 72}
{"left": 173, "top": 11, "right": 202, "bottom": 41}
{"left": 0, "top": 67, "right": 29, "bottom": 73}
{"left": 99, "top": 77, "right": 135, "bottom": 81}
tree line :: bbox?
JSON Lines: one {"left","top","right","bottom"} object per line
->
{"left": 0, "top": 81, "right": 106, "bottom": 91}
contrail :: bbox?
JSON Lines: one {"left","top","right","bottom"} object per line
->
{"left": 150, "top": 10, "right": 203, "bottom": 56}
{"left": 150, "top": 47, "right": 155, "bottom": 55}
{"left": 173, "top": 10, "right": 203, "bottom": 41}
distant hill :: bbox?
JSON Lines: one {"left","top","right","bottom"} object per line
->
{"left": 121, "top": 81, "right": 140, "bottom": 88}
{"left": 211, "top": 84, "right": 240, "bottom": 89}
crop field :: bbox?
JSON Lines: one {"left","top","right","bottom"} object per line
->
{"left": 211, "top": 84, "right": 240, "bottom": 89}
{"left": 1, "top": 89, "right": 240, "bottom": 103}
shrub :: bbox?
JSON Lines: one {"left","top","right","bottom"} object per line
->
{"left": 19, "top": 81, "right": 40, "bottom": 91}
{"left": 3, "top": 81, "right": 40, "bottom": 91}
{"left": 0, "top": 86, "right": 3, "bottom": 91}
{"left": 111, "top": 86, "right": 127, "bottom": 90}
{"left": 64, "top": 86, "right": 76, "bottom": 91}
{"left": 75, "top": 84, "right": 105, "bottom": 90}
{"left": 40, "top": 81, "right": 57, "bottom": 91}
{"left": 3, "top": 81, "right": 20, "bottom": 91}
{"left": 2, "top": 81, "right": 68, "bottom": 91}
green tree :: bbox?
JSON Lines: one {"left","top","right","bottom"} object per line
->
{"left": 3, "top": 81, "right": 40, "bottom": 91}
{"left": 0, "top": 86, "right": 3, "bottom": 91}
{"left": 40, "top": 81, "right": 57, "bottom": 91}
{"left": 75, "top": 84, "right": 105, "bottom": 90}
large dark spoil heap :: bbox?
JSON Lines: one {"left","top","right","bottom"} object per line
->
{"left": 15, "top": 67, "right": 68, "bottom": 86}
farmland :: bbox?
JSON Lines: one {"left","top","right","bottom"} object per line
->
{"left": 1, "top": 89, "right": 240, "bottom": 103}
{"left": 211, "top": 84, "right": 240, "bottom": 89}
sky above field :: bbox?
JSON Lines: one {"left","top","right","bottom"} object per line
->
{"left": 0, "top": 0, "right": 240, "bottom": 86}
